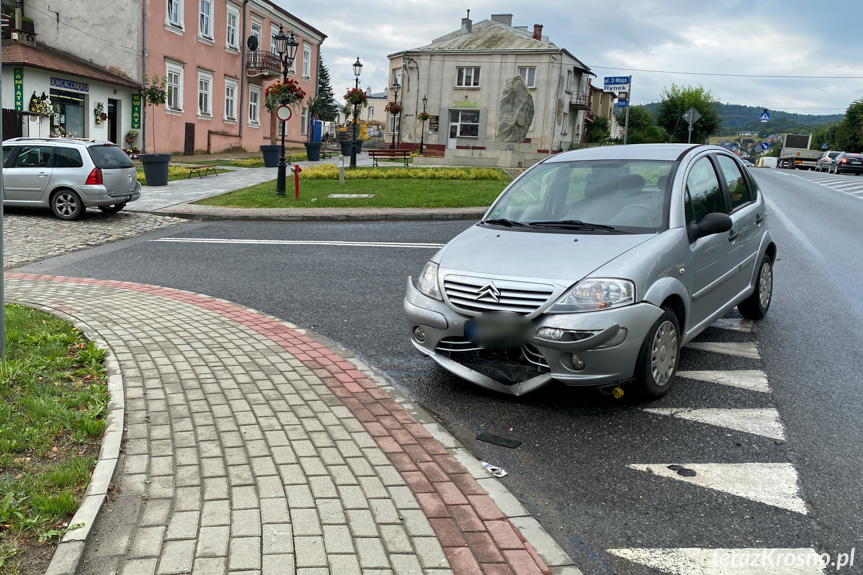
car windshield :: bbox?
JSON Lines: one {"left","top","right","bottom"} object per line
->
{"left": 88, "top": 145, "right": 134, "bottom": 169}
{"left": 484, "top": 159, "right": 675, "bottom": 232}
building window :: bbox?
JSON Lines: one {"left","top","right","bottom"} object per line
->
{"left": 249, "top": 85, "right": 260, "bottom": 125}
{"left": 301, "top": 107, "right": 308, "bottom": 135}
{"left": 566, "top": 70, "right": 573, "bottom": 92}
{"left": 391, "top": 68, "right": 402, "bottom": 88}
{"left": 303, "top": 44, "right": 311, "bottom": 79}
{"left": 198, "top": 71, "right": 213, "bottom": 116}
{"left": 250, "top": 21, "right": 261, "bottom": 45}
{"left": 561, "top": 112, "right": 568, "bottom": 135}
{"left": 456, "top": 67, "right": 480, "bottom": 88}
{"left": 166, "top": 64, "right": 183, "bottom": 111}
{"left": 270, "top": 24, "right": 279, "bottom": 54}
{"left": 167, "top": 0, "right": 183, "bottom": 28}
{"left": 198, "top": 0, "right": 213, "bottom": 39}
{"left": 449, "top": 110, "right": 480, "bottom": 137}
{"left": 518, "top": 66, "right": 536, "bottom": 88}
{"left": 226, "top": 4, "right": 239, "bottom": 50}
{"left": 368, "top": 105, "right": 374, "bottom": 117}
{"left": 224, "top": 78, "right": 237, "bottom": 120}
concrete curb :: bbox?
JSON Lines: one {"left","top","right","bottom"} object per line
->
{"left": 149, "top": 208, "right": 487, "bottom": 222}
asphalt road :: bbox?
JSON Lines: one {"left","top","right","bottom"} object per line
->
{"left": 16, "top": 167, "right": 863, "bottom": 574}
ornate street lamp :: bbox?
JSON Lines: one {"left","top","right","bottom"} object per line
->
{"left": 419, "top": 94, "right": 428, "bottom": 155}
{"left": 390, "top": 80, "right": 400, "bottom": 149}
{"left": 350, "top": 57, "right": 362, "bottom": 168}
{"left": 273, "top": 25, "right": 299, "bottom": 197}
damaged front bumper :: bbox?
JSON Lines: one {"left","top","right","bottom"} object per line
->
{"left": 404, "top": 277, "right": 664, "bottom": 396}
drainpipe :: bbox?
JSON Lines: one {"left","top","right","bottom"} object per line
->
{"left": 142, "top": 0, "right": 147, "bottom": 152}
{"left": 239, "top": 0, "right": 249, "bottom": 142}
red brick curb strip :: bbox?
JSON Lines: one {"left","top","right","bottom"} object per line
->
{"left": 8, "top": 273, "right": 582, "bottom": 575}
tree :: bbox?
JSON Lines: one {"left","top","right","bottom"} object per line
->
{"left": 315, "top": 58, "right": 340, "bottom": 122}
{"left": 142, "top": 74, "right": 167, "bottom": 152}
{"left": 614, "top": 105, "right": 667, "bottom": 143}
{"left": 656, "top": 84, "right": 722, "bottom": 144}
{"left": 834, "top": 99, "right": 863, "bottom": 153}
{"left": 584, "top": 116, "right": 610, "bottom": 143}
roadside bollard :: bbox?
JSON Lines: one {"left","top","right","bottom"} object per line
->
{"left": 290, "top": 164, "right": 302, "bottom": 200}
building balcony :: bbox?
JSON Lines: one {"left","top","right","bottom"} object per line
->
{"left": 585, "top": 110, "right": 595, "bottom": 123}
{"left": 569, "top": 91, "right": 590, "bottom": 110}
{"left": 246, "top": 50, "right": 282, "bottom": 78}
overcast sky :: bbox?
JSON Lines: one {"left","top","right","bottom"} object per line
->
{"left": 280, "top": 0, "right": 862, "bottom": 118}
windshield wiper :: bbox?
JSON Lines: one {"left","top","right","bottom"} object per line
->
{"left": 483, "top": 218, "right": 528, "bottom": 227}
{"left": 528, "top": 219, "right": 618, "bottom": 231}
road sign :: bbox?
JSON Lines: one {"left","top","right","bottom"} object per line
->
{"left": 821, "top": 142, "right": 829, "bottom": 150}
{"left": 277, "top": 105, "right": 292, "bottom": 121}
{"left": 682, "top": 107, "right": 701, "bottom": 124}
{"left": 761, "top": 142, "right": 769, "bottom": 150}
{"left": 731, "top": 145, "right": 739, "bottom": 151}
{"left": 617, "top": 99, "right": 628, "bottom": 108}
{"left": 603, "top": 76, "right": 630, "bottom": 92}
{"left": 760, "top": 111, "right": 769, "bottom": 122}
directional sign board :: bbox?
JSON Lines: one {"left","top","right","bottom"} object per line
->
{"left": 682, "top": 107, "right": 702, "bottom": 124}
{"left": 760, "top": 111, "right": 769, "bottom": 122}
{"left": 732, "top": 145, "right": 739, "bottom": 152}
{"left": 821, "top": 142, "right": 829, "bottom": 150}
{"left": 604, "top": 76, "right": 630, "bottom": 92}
{"left": 617, "top": 99, "right": 628, "bottom": 108}
{"left": 761, "top": 142, "right": 769, "bottom": 150}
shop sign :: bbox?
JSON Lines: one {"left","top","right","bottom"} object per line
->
{"left": 453, "top": 101, "right": 477, "bottom": 108}
{"left": 131, "top": 94, "right": 142, "bottom": 129}
{"left": 428, "top": 115, "right": 439, "bottom": 134}
{"left": 50, "top": 77, "right": 89, "bottom": 92}
{"left": 14, "top": 68, "right": 23, "bottom": 111}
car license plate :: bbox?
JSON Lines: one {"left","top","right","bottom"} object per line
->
{"left": 465, "top": 313, "right": 530, "bottom": 349}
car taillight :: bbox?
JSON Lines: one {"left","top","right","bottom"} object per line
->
{"left": 85, "top": 167, "right": 103, "bottom": 185}
{"left": 841, "top": 159, "right": 847, "bottom": 164}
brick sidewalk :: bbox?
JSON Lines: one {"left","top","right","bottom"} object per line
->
{"left": 5, "top": 274, "right": 581, "bottom": 575}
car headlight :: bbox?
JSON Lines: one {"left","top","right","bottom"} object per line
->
{"left": 416, "top": 261, "right": 442, "bottom": 301}
{"left": 547, "top": 278, "right": 635, "bottom": 313}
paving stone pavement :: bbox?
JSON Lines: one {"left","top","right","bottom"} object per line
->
{"left": 5, "top": 273, "right": 582, "bottom": 575}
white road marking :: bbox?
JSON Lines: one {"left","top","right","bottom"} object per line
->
{"left": 151, "top": 238, "right": 446, "bottom": 248}
{"left": 685, "top": 341, "right": 760, "bottom": 359}
{"left": 643, "top": 408, "right": 785, "bottom": 440}
{"left": 710, "top": 317, "right": 754, "bottom": 332}
{"left": 628, "top": 463, "right": 808, "bottom": 514}
{"left": 608, "top": 548, "right": 825, "bottom": 574}
{"left": 676, "top": 370, "right": 770, "bottom": 393}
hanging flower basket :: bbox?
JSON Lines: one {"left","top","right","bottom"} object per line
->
{"left": 385, "top": 101, "right": 403, "bottom": 115}
{"left": 417, "top": 111, "right": 431, "bottom": 122}
{"left": 28, "top": 91, "right": 54, "bottom": 117}
{"left": 265, "top": 80, "right": 306, "bottom": 113}
{"left": 94, "top": 102, "right": 107, "bottom": 125}
{"left": 125, "top": 129, "right": 138, "bottom": 146}
{"left": 343, "top": 87, "right": 367, "bottom": 107}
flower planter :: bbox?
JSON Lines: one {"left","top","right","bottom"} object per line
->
{"left": 304, "top": 142, "right": 322, "bottom": 162}
{"left": 340, "top": 140, "right": 363, "bottom": 157}
{"left": 139, "top": 153, "right": 171, "bottom": 186}
{"left": 260, "top": 145, "right": 282, "bottom": 168}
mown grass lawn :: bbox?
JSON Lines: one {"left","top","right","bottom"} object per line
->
{"left": 0, "top": 304, "right": 108, "bottom": 574}
{"left": 136, "top": 165, "right": 231, "bottom": 185}
{"left": 196, "top": 166, "right": 511, "bottom": 209}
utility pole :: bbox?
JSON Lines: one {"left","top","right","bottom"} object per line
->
{"left": 1, "top": 41, "right": 5, "bottom": 357}
{"left": 623, "top": 76, "right": 631, "bottom": 145}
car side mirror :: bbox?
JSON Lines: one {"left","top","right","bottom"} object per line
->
{"left": 688, "top": 212, "right": 733, "bottom": 242}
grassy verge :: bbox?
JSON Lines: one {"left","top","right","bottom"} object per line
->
{"left": 195, "top": 166, "right": 511, "bottom": 209}
{"left": 0, "top": 303, "right": 108, "bottom": 574}
{"left": 136, "top": 165, "right": 231, "bottom": 185}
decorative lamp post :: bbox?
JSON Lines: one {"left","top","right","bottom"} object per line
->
{"left": 273, "top": 25, "right": 299, "bottom": 197}
{"left": 419, "top": 95, "right": 428, "bottom": 155}
{"left": 350, "top": 57, "right": 362, "bottom": 168}
{"left": 390, "top": 80, "right": 400, "bottom": 149}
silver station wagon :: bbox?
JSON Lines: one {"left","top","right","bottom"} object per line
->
{"left": 405, "top": 144, "right": 776, "bottom": 398}
{"left": 2, "top": 137, "right": 141, "bottom": 220}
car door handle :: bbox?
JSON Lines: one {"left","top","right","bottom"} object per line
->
{"left": 38, "top": 171, "right": 49, "bottom": 177}
{"left": 728, "top": 230, "right": 739, "bottom": 242}
{"left": 755, "top": 213, "right": 763, "bottom": 224}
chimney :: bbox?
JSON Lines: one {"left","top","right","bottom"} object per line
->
{"left": 533, "top": 24, "right": 543, "bottom": 41}
{"left": 461, "top": 14, "right": 472, "bottom": 35}
{"left": 491, "top": 14, "right": 513, "bottom": 26}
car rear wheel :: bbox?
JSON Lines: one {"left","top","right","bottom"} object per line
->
{"left": 51, "top": 190, "right": 84, "bottom": 221}
{"left": 633, "top": 306, "right": 680, "bottom": 399}
{"left": 98, "top": 203, "right": 127, "bottom": 214}
{"left": 738, "top": 254, "right": 773, "bottom": 319}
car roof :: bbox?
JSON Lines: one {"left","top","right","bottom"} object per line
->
{"left": 543, "top": 143, "right": 708, "bottom": 163}
{"left": 2, "top": 137, "right": 115, "bottom": 146}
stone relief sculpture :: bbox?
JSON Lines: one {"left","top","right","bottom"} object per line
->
{"left": 498, "top": 75, "right": 535, "bottom": 142}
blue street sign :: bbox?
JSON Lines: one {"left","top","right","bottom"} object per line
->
{"left": 821, "top": 142, "right": 829, "bottom": 150}
{"left": 732, "top": 145, "right": 739, "bottom": 151}
{"left": 604, "top": 76, "right": 631, "bottom": 92}
{"left": 760, "top": 112, "right": 769, "bottom": 122}
{"left": 761, "top": 142, "right": 769, "bottom": 150}
{"left": 616, "top": 99, "right": 628, "bottom": 108}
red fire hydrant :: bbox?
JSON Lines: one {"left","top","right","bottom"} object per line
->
{"left": 290, "top": 164, "right": 302, "bottom": 200}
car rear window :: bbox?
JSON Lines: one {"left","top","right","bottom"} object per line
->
{"left": 88, "top": 145, "right": 134, "bottom": 169}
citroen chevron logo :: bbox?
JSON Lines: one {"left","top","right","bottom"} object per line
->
{"left": 476, "top": 282, "right": 501, "bottom": 303}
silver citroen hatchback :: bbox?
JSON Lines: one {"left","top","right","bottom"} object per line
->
{"left": 2, "top": 137, "right": 141, "bottom": 220}
{"left": 404, "top": 144, "right": 776, "bottom": 398}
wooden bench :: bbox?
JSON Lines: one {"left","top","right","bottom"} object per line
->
{"left": 320, "top": 147, "right": 340, "bottom": 159}
{"left": 187, "top": 164, "right": 218, "bottom": 178}
{"left": 368, "top": 149, "right": 411, "bottom": 167}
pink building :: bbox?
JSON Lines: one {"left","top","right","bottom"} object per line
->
{"left": 144, "top": 0, "right": 325, "bottom": 154}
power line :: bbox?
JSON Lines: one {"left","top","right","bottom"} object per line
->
{"left": 26, "top": 5, "right": 141, "bottom": 57}
{"left": 591, "top": 65, "right": 863, "bottom": 80}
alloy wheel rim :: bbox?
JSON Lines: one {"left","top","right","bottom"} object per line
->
{"left": 650, "top": 320, "right": 678, "bottom": 387}
{"left": 56, "top": 194, "right": 77, "bottom": 217}
{"left": 759, "top": 262, "right": 773, "bottom": 309}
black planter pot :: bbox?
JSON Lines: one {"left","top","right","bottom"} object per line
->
{"left": 139, "top": 153, "right": 171, "bottom": 186}
{"left": 304, "top": 142, "right": 322, "bottom": 162}
{"left": 260, "top": 145, "right": 281, "bottom": 168}
{"left": 339, "top": 140, "right": 363, "bottom": 157}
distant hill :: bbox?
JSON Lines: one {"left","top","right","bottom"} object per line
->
{"left": 640, "top": 102, "right": 843, "bottom": 137}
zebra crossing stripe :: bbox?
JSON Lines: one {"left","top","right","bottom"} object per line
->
{"left": 607, "top": 547, "right": 825, "bottom": 574}
{"left": 628, "top": 463, "right": 808, "bottom": 514}
{"left": 685, "top": 341, "right": 760, "bottom": 359}
{"left": 710, "top": 317, "right": 754, "bottom": 333}
{"left": 643, "top": 408, "right": 785, "bottom": 440}
{"left": 676, "top": 370, "right": 769, "bottom": 392}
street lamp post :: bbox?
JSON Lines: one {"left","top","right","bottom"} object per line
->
{"left": 273, "top": 25, "right": 299, "bottom": 197}
{"left": 390, "top": 81, "right": 400, "bottom": 149}
{"left": 419, "top": 95, "right": 428, "bottom": 155}
{"left": 350, "top": 57, "right": 362, "bottom": 168}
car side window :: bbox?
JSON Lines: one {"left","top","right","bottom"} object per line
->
{"left": 12, "top": 145, "right": 52, "bottom": 168}
{"left": 2, "top": 146, "right": 14, "bottom": 168}
{"left": 684, "top": 157, "right": 724, "bottom": 226}
{"left": 716, "top": 155, "right": 751, "bottom": 211}
{"left": 50, "top": 147, "right": 84, "bottom": 168}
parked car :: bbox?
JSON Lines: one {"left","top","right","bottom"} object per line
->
{"left": 830, "top": 152, "right": 863, "bottom": 175}
{"left": 2, "top": 137, "right": 140, "bottom": 220}
{"left": 404, "top": 144, "right": 776, "bottom": 398}
{"left": 815, "top": 150, "right": 842, "bottom": 172}
{"left": 739, "top": 157, "right": 755, "bottom": 167}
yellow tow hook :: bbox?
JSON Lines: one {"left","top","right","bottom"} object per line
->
{"left": 611, "top": 386, "right": 624, "bottom": 399}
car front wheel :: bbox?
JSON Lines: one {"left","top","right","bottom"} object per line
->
{"left": 98, "top": 203, "right": 127, "bottom": 214}
{"left": 633, "top": 306, "right": 680, "bottom": 399}
{"left": 51, "top": 190, "right": 84, "bottom": 221}
{"left": 738, "top": 254, "right": 773, "bottom": 319}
